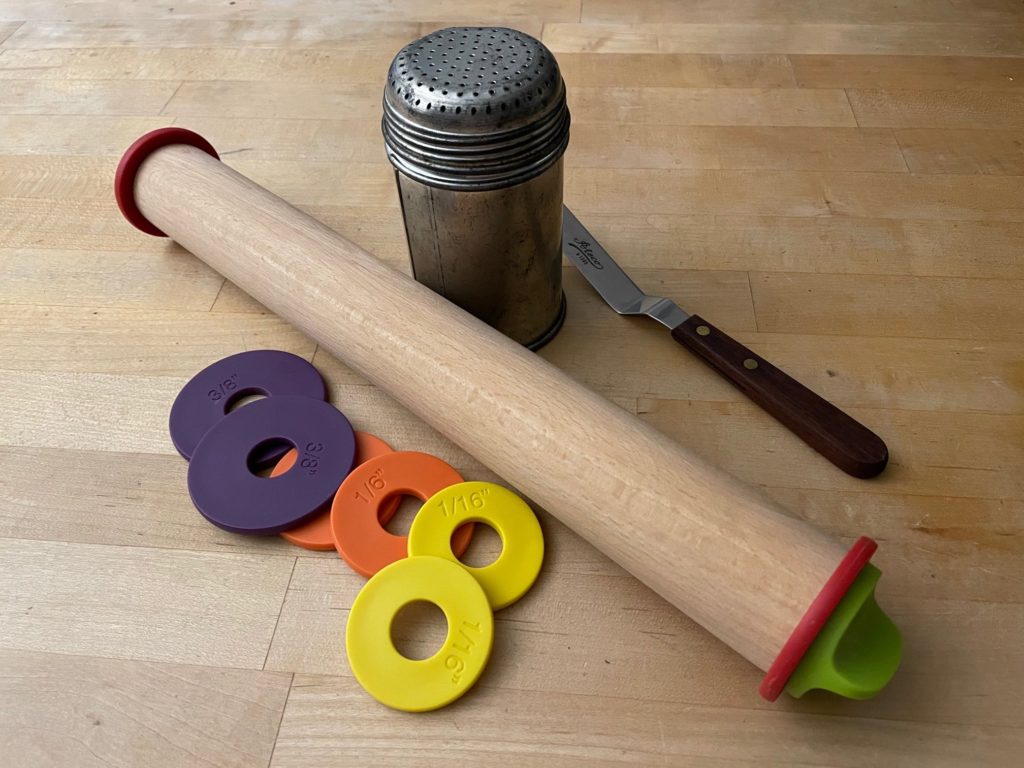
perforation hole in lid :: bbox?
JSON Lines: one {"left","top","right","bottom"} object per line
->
{"left": 385, "top": 26, "right": 560, "bottom": 129}
{"left": 381, "top": 26, "right": 570, "bottom": 190}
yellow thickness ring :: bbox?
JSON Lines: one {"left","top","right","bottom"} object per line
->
{"left": 409, "top": 481, "right": 544, "bottom": 610}
{"left": 345, "top": 555, "right": 494, "bottom": 712}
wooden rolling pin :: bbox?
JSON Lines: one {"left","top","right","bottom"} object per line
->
{"left": 116, "top": 128, "right": 898, "bottom": 700}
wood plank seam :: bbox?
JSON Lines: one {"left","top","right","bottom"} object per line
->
{"left": 747, "top": 274, "right": 767, "bottom": 336}
{"left": 892, "top": 128, "right": 913, "bottom": 173}
{"left": 158, "top": 81, "right": 184, "bottom": 115}
{"left": 267, "top": 672, "right": 296, "bottom": 768}
{"left": 843, "top": 88, "right": 859, "bottom": 128}
{"left": 263, "top": 557, "right": 299, "bottom": 672}
{"left": 207, "top": 277, "right": 228, "bottom": 311}
{"left": 0, "top": 531, "right": 325, "bottom": 559}
{"left": 0, "top": 21, "right": 24, "bottom": 47}
{"left": 742, "top": 272, "right": 759, "bottom": 332}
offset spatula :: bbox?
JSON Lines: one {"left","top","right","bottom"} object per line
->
{"left": 563, "top": 207, "right": 888, "bottom": 479}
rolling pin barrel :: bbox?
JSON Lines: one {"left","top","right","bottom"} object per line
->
{"left": 117, "top": 128, "right": 898, "bottom": 701}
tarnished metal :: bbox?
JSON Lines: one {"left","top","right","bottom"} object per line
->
{"left": 383, "top": 27, "right": 570, "bottom": 349}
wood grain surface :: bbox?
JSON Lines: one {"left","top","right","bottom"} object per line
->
{"left": 0, "top": 2, "right": 1022, "bottom": 766}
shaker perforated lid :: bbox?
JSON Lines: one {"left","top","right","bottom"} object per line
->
{"left": 382, "top": 27, "right": 570, "bottom": 190}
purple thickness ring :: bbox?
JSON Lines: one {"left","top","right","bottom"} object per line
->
{"left": 169, "top": 350, "right": 326, "bottom": 462}
{"left": 187, "top": 396, "right": 357, "bottom": 535}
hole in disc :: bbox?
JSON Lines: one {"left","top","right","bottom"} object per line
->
{"left": 391, "top": 600, "right": 448, "bottom": 660}
{"left": 246, "top": 438, "right": 296, "bottom": 478}
{"left": 223, "top": 388, "right": 267, "bottom": 414}
{"left": 382, "top": 495, "right": 422, "bottom": 535}
{"left": 454, "top": 521, "right": 501, "bottom": 567}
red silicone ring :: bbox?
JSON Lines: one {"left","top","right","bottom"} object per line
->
{"left": 758, "top": 536, "right": 878, "bottom": 701}
{"left": 115, "top": 127, "right": 219, "bottom": 236}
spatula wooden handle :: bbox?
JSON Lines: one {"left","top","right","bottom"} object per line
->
{"left": 124, "top": 134, "right": 867, "bottom": 695}
{"left": 672, "top": 315, "right": 889, "bottom": 478}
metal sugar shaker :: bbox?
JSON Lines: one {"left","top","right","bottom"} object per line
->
{"left": 382, "top": 27, "right": 571, "bottom": 349}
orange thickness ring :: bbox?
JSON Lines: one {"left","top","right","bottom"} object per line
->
{"left": 274, "top": 432, "right": 399, "bottom": 551}
{"left": 330, "top": 451, "right": 474, "bottom": 577}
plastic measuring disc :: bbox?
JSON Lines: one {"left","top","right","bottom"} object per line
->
{"left": 187, "top": 396, "right": 356, "bottom": 534}
{"left": 346, "top": 555, "right": 494, "bottom": 712}
{"left": 409, "top": 481, "right": 543, "bottom": 609}
{"left": 169, "top": 349, "right": 325, "bottom": 461}
{"left": 330, "top": 451, "right": 474, "bottom": 577}
{"left": 276, "top": 432, "right": 398, "bottom": 551}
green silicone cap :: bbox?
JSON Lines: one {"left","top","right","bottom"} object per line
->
{"left": 785, "top": 564, "right": 902, "bottom": 699}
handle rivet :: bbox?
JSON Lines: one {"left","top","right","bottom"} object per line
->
{"left": 696, "top": 325, "right": 710, "bottom": 336}
{"left": 743, "top": 358, "right": 759, "bottom": 370}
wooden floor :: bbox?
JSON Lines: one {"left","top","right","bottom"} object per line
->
{"left": 2, "top": 1, "right": 1023, "bottom": 766}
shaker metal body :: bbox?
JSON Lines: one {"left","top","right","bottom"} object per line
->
{"left": 382, "top": 27, "right": 571, "bottom": 349}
